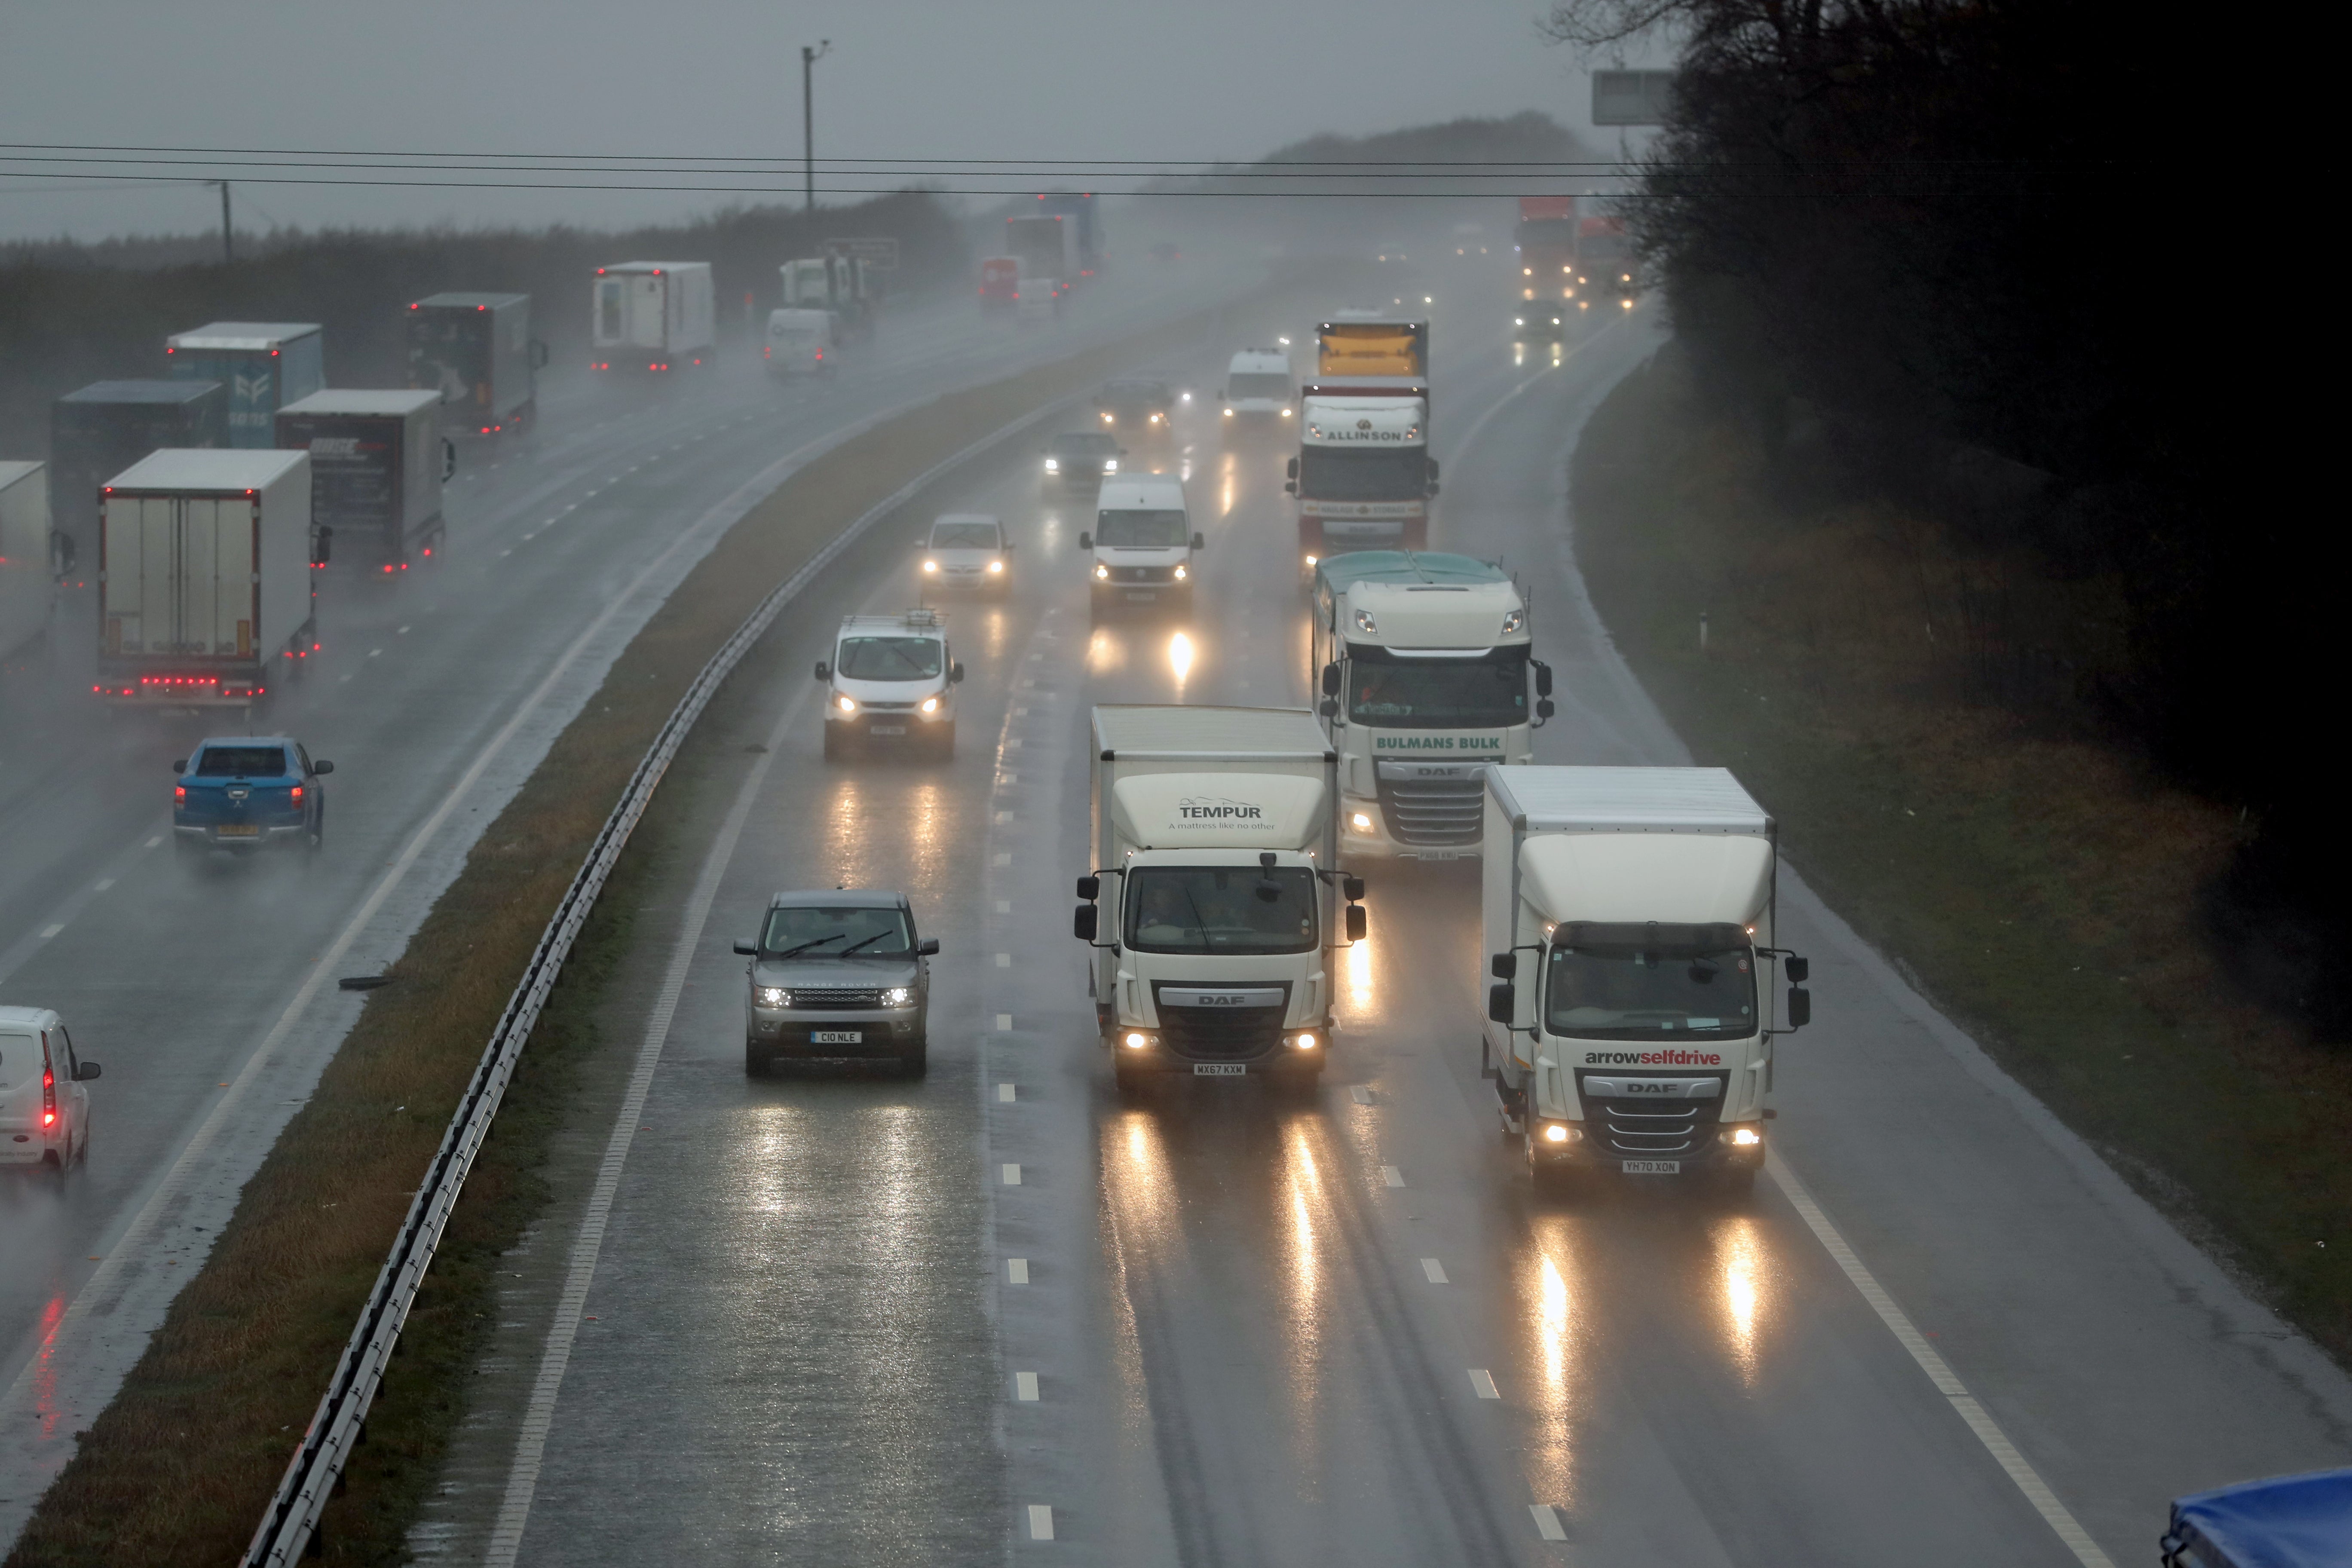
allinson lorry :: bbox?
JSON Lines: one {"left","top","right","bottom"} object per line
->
{"left": 95, "top": 449, "right": 316, "bottom": 707}
{"left": 275, "top": 390, "right": 453, "bottom": 573}
{"left": 164, "top": 322, "right": 325, "bottom": 448}
{"left": 1289, "top": 316, "right": 1436, "bottom": 566}
{"left": 1478, "top": 766, "right": 1811, "bottom": 1195}
{"left": 1311, "top": 551, "right": 1553, "bottom": 860}
{"left": 1074, "top": 705, "right": 1366, "bottom": 1093}
{"left": 590, "top": 263, "right": 716, "bottom": 374}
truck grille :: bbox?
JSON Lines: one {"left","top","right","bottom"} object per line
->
{"left": 1578, "top": 1076, "right": 1727, "bottom": 1156}
{"left": 1375, "top": 772, "right": 1485, "bottom": 846}
{"left": 1152, "top": 982, "right": 1290, "bottom": 1060}
{"left": 785, "top": 988, "right": 883, "bottom": 1008}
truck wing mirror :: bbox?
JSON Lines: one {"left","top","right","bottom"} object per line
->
{"left": 1534, "top": 661, "right": 1554, "bottom": 698}
{"left": 950, "top": 662, "right": 966, "bottom": 684}
{"left": 812, "top": 660, "right": 830, "bottom": 682}
{"left": 1426, "top": 482, "right": 1441, "bottom": 499}
{"left": 311, "top": 526, "right": 331, "bottom": 565}
{"left": 172, "top": 759, "right": 186, "bottom": 775}
{"left": 1073, "top": 905, "right": 1099, "bottom": 942}
{"left": 1427, "top": 458, "right": 1440, "bottom": 481}
{"left": 441, "top": 438, "right": 458, "bottom": 481}
{"left": 1342, "top": 875, "right": 1365, "bottom": 901}
{"left": 917, "top": 937, "right": 940, "bottom": 956}
{"left": 312, "top": 760, "right": 334, "bottom": 775}
{"left": 1345, "top": 905, "right": 1368, "bottom": 943}
{"left": 1784, "top": 955, "right": 1810, "bottom": 983}
{"left": 1078, "top": 532, "right": 1092, "bottom": 550}
{"left": 1490, "top": 952, "right": 1516, "bottom": 980}
{"left": 1320, "top": 662, "right": 1340, "bottom": 697}
{"left": 1317, "top": 698, "right": 1338, "bottom": 718}
{"left": 1486, "top": 983, "right": 1516, "bottom": 1025}
{"left": 1536, "top": 698, "right": 1556, "bottom": 721}
{"left": 1284, "top": 481, "right": 1297, "bottom": 496}
{"left": 1286, "top": 456, "right": 1298, "bottom": 480}
{"left": 1786, "top": 986, "right": 1812, "bottom": 1029}
{"left": 732, "top": 940, "right": 757, "bottom": 956}
{"left": 1191, "top": 533, "right": 1206, "bottom": 552}
{"left": 74, "top": 1061, "right": 101, "bottom": 1081}
{"left": 1075, "top": 875, "right": 1101, "bottom": 900}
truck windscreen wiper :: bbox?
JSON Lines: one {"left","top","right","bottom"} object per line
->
{"left": 773, "top": 932, "right": 848, "bottom": 959}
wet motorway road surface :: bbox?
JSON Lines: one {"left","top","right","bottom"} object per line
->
{"left": 454, "top": 303, "right": 2352, "bottom": 1566}
{"left": 0, "top": 247, "right": 1260, "bottom": 1547}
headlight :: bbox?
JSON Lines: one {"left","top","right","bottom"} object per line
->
{"left": 1101, "top": 412, "right": 1115, "bottom": 424}
{"left": 1514, "top": 317, "right": 1525, "bottom": 326}
{"left": 921, "top": 695, "right": 939, "bottom": 714}
{"left": 836, "top": 695, "right": 857, "bottom": 714}
{"left": 1093, "top": 563, "right": 1109, "bottom": 579}
{"left": 755, "top": 986, "right": 789, "bottom": 1008}
{"left": 1544, "top": 1123, "right": 1571, "bottom": 1143}
{"left": 1303, "top": 554, "right": 1318, "bottom": 566}
{"left": 1180, "top": 391, "right": 1191, "bottom": 403}
{"left": 1150, "top": 413, "right": 1162, "bottom": 424}
{"left": 882, "top": 986, "right": 916, "bottom": 1008}
{"left": 1353, "top": 608, "right": 1376, "bottom": 634}
{"left": 1726, "top": 1126, "right": 1763, "bottom": 1147}
{"left": 1350, "top": 812, "right": 1373, "bottom": 831}
{"left": 1502, "top": 608, "right": 1525, "bottom": 634}
{"left": 987, "top": 559, "right": 1004, "bottom": 573}
{"left": 1280, "top": 407, "right": 1292, "bottom": 418}
{"left": 1122, "top": 1030, "right": 1152, "bottom": 1050}
{"left": 1173, "top": 563, "right": 1187, "bottom": 581}
{"left": 1222, "top": 407, "right": 1234, "bottom": 417}
{"left": 1044, "top": 458, "right": 1060, "bottom": 472}
{"left": 922, "top": 559, "right": 939, "bottom": 573}
{"left": 1103, "top": 459, "right": 1118, "bottom": 472}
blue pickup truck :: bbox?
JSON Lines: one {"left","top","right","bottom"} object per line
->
{"left": 172, "top": 736, "right": 332, "bottom": 861}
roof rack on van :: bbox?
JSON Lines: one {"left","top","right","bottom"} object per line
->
{"left": 840, "top": 607, "right": 946, "bottom": 632}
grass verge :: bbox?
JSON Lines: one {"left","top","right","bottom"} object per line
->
{"left": 1569, "top": 345, "right": 2352, "bottom": 1360}
{"left": 4, "top": 296, "right": 1266, "bottom": 1567}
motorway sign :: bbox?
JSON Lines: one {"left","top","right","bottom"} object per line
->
{"left": 1592, "top": 70, "right": 1675, "bottom": 126}
{"left": 823, "top": 236, "right": 900, "bottom": 270}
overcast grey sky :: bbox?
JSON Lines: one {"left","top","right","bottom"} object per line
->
{"left": 0, "top": 0, "right": 1665, "bottom": 243}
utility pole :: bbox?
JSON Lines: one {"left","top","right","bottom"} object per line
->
{"left": 801, "top": 40, "right": 830, "bottom": 214}
{"left": 216, "top": 180, "right": 233, "bottom": 264}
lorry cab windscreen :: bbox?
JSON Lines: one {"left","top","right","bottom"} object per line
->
{"left": 1347, "top": 646, "right": 1528, "bottom": 728}
{"left": 1228, "top": 373, "right": 1293, "bottom": 399}
{"left": 1544, "top": 940, "right": 1755, "bottom": 1040}
{"left": 836, "top": 637, "right": 943, "bottom": 679}
{"left": 194, "top": 746, "right": 288, "bottom": 777}
{"left": 1096, "top": 510, "right": 1188, "bottom": 547}
{"left": 1298, "top": 448, "right": 1427, "bottom": 500}
{"left": 1126, "top": 867, "right": 1318, "bottom": 954}
{"left": 762, "top": 905, "right": 914, "bottom": 957}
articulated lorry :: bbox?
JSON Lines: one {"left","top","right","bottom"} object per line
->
{"left": 0, "top": 462, "right": 56, "bottom": 663}
{"left": 1479, "top": 766, "right": 1811, "bottom": 1195}
{"left": 1032, "top": 192, "right": 1102, "bottom": 278}
{"left": 1075, "top": 705, "right": 1367, "bottom": 1093}
{"left": 165, "top": 322, "right": 326, "bottom": 448}
{"left": 276, "top": 390, "right": 453, "bottom": 573}
{"left": 404, "top": 292, "right": 544, "bottom": 434}
{"left": 1004, "top": 213, "right": 1076, "bottom": 297}
{"left": 50, "top": 380, "right": 228, "bottom": 576}
{"left": 1513, "top": 196, "right": 1582, "bottom": 339}
{"left": 1289, "top": 316, "right": 1436, "bottom": 566}
{"left": 95, "top": 449, "right": 316, "bottom": 707}
{"left": 590, "top": 262, "right": 716, "bottom": 374}
{"left": 781, "top": 255, "right": 877, "bottom": 345}
{"left": 1311, "top": 551, "right": 1554, "bottom": 861}
{"left": 1576, "top": 217, "right": 1639, "bottom": 308}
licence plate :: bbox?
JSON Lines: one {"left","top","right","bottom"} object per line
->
{"left": 811, "top": 1029, "right": 863, "bottom": 1044}
{"left": 1621, "top": 1159, "right": 1681, "bottom": 1175}
{"left": 1124, "top": 591, "right": 1157, "bottom": 602}
{"left": 868, "top": 725, "right": 906, "bottom": 736}
{"left": 216, "top": 824, "right": 261, "bottom": 838}
{"left": 1193, "top": 1063, "right": 1246, "bottom": 1077}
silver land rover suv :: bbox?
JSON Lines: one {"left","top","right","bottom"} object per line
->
{"left": 734, "top": 890, "right": 937, "bottom": 1076}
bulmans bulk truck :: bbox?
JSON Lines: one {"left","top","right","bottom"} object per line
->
{"left": 589, "top": 263, "right": 717, "bottom": 374}
{"left": 0, "top": 462, "right": 57, "bottom": 663}
{"left": 1073, "top": 705, "right": 1366, "bottom": 1093}
{"left": 276, "top": 390, "right": 452, "bottom": 573}
{"left": 404, "top": 292, "right": 544, "bottom": 434}
{"left": 49, "top": 380, "right": 228, "bottom": 575}
{"left": 164, "top": 322, "right": 326, "bottom": 448}
{"left": 1479, "top": 766, "right": 1811, "bottom": 1196}
{"left": 1310, "top": 551, "right": 1554, "bottom": 861}
{"left": 95, "top": 449, "right": 315, "bottom": 707}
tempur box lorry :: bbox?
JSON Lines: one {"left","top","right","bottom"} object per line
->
{"left": 276, "top": 390, "right": 449, "bottom": 571}
{"left": 0, "top": 462, "right": 56, "bottom": 663}
{"left": 49, "top": 379, "right": 229, "bottom": 574}
{"left": 1478, "top": 766, "right": 1810, "bottom": 1194}
{"left": 164, "top": 322, "right": 326, "bottom": 448}
{"left": 95, "top": 448, "right": 315, "bottom": 706}
{"left": 1075, "top": 705, "right": 1366, "bottom": 1091}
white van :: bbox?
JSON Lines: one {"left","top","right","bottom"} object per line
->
{"left": 1219, "top": 348, "right": 1295, "bottom": 432}
{"left": 814, "top": 608, "right": 965, "bottom": 759}
{"left": 765, "top": 308, "right": 835, "bottom": 378}
{"left": 1081, "top": 474, "right": 1203, "bottom": 616}
{"left": 0, "top": 1006, "right": 99, "bottom": 1171}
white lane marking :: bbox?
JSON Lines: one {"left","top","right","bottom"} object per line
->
{"left": 1421, "top": 1259, "right": 1448, "bottom": 1284}
{"left": 1027, "top": 1505, "right": 1054, "bottom": 1541}
{"left": 992, "top": 852, "right": 1011, "bottom": 866}
{"left": 340, "top": 673, "right": 354, "bottom": 683}
{"left": 1530, "top": 1504, "right": 1568, "bottom": 1542}
{"left": 994, "top": 810, "right": 1014, "bottom": 824}
{"left": 143, "top": 836, "right": 161, "bottom": 849}
{"left": 1007, "top": 1258, "right": 1029, "bottom": 1284}
{"left": 1014, "top": 1372, "right": 1039, "bottom": 1402}
{"left": 997, "top": 1082, "right": 1016, "bottom": 1102}
{"left": 997, "top": 772, "right": 1018, "bottom": 785}
{"left": 368, "top": 648, "right": 383, "bottom": 658}
{"left": 1004, "top": 738, "right": 1022, "bottom": 751}
{"left": 485, "top": 680, "right": 817, "bottom": 1565}
{"left": 1002, "top": 1163, "right": 1022, "bottom": 1185}
{"left": 1469, "top": 1369, "right": 1500, "bottom": 1400}
{"left": 1014, "top": 706, "right": 1029, "bottom": 716}
{"left": 1381, "top": 1165, "right": 1405, "bottom": 1188}
{"left": 93, "top": 879, "right": 113, "bottom": 893}
{"left": 37, "top": 925, "right": 61, "bottom": 940}
{"left": 397, "top": 625, "right": 411, "bottom": 635}
{"left": 996, "top": 1013, "right": 1013, "bottom": 1031}
{"left": 995, "top": 953, "right": 1011, "bottom": 967}
{"left": 498, "top": 549, "right": 511, "bottom": 558}
{"left": 995, "top": 900, "right": 1011, "bottom": 913}
{"left": 1349, "top": 1085, "right": 1372, "bottom": 1105}
{"left": 1769, "top": 1152, "right": 2116, "bottom": 1568}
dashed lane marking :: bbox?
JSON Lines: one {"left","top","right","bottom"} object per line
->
{"left": 1350, "top": 1085, "right": 1373, "bottom": 1104}
{"left": 143, "top": 836, "right": 161, "bottom": 849}
{"left": 1421, "top": 1259, "right": 1448, "bottom": 1284}
{"left": 93, "top": 879, "right": 113, "bottom": 892}
{"left": 1002, "top": 1164, "right": 1022, "bottom": 1185}
{"left": 995, "top": 900, "right": 1011, "bottom": 914}
{"left": 1382, "top": 1165, "right": 1405, "bottom": 1188}
{"left": 1007, "top": 1258, "right": 1029, "bottom": 1284}
{"left": 996, "top": 954, "right": 1011, "bottom": 967}
{"left": 996, "top": 1013, "right": 1013, "bottom": 1031}
{"left": 1530, "top": 1505, "right": 1568, "bottom": 1542}
{"left": 37, "top": 925, "right": 61, "bottom": 940}
{"left": 1027, "top": 1505, "right": 1054, "bottom": 1541}
{"left": 1014, "top": 1372, "right": 1039, "bottom": 1402}
{"left": 998, "top": 1082, "right": 1016, "bottom": 1102}
{"left": 1470, "top": 1369, "right": 1500, "bottom": 1400}
{"left": 992, "top": 852, "right": 1011, "bottom": 866}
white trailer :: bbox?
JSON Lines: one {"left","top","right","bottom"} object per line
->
{"left": 1311, "top": 552, "right": 1553, "bottom": 861}
{"left": 95, "top": 448, "right": 315, "bottom": 707}
{"left": 1074, "top": 705, "right": 1365, "bottom": 1092}
{"left": 275, "top": 390, "right": 450, "bottom": 572}
{"left": 1478, "top": 766, "right": 1811, "bottom": 1194}
{"left": 0, "top": 462, "right": 57, "bottom": 664}
{"left": 589, "top": 262, "right": 717, "bottom": 373}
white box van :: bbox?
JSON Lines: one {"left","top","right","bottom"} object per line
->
{"left": 1219, "top": 347, "right": 1296, "bottom": 432}
{"left": 589, "top": 262, "right": 717, "bottom": 374}
{"left": 1081, "top": 474, "right": 1202, "bottom": 617}
{"left": 0, "top": 1006, "right": 100, "bottom": 1170}
{"left": 765, "top": 309, "right": 835, "bottom": 378}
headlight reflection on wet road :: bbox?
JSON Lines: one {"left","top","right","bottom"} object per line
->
{"left": 1168, "top": 631, "right": 1194, "bottom": 688}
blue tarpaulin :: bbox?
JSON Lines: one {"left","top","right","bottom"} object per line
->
{"left": 2164, "top": 1469, "right": 2352, "bottom": 1568}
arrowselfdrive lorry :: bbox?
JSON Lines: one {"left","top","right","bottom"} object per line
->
{"left": 165, "top": 322, "right": 325, "bottom": 448}
{"left": 405, "top": 292, "right": 543, "bottom": 434}
{"left": 95, "top": 448, "right": 315, "bottom": 707}
{"left": 1074, "top": 705, "right": 1366, "bottom": 1093}
{"left": 50, "top": 380, "right": 227, "bottom": 575}
{"left": 1311, "top": 551, "right": 1554, "bottom": 861}
{"left": 1479, "top": 766, "right": 1810, "bottom": 1195}
{"left": 276, "top": 390, "right": 452, "bottom": 573}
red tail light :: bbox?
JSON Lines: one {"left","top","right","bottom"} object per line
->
{"left": 42, "top": 1064, "right": 56, "bottom": 1127}
{"left": 291, "top": 785, "right": 303, "bottom": 803}
{"left": 175, "top": 785, "right": 186, "bottom": 802}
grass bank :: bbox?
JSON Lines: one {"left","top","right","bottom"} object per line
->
{"left": 4, "top": 295, "right": 1265, "bottom": 1567}
{"left": 1571, "top": 345, "right": 2352, "bottom": 1360}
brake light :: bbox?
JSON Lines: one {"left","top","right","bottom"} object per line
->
{"left": 175, "top": 785, "right": 186, "bottom": 802}
{"left": 42, "top": 1064, "right": 55, "bottom": 1127}
{"left": 291, "top": 785, "right": 303, "bottom": 803}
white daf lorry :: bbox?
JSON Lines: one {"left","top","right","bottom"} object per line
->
{"left": 1478, "top": 766, "right": 1811, "bottom": 1195}
{"left": 1074, "top": 705, "right": 1366, "bottom": 1093}
{"left": 1311, "top": 551, "right": 1554, "bottom": 861}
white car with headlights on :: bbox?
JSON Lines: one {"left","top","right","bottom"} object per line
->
{"left": 734, "top": 891, "right": 937, "bottom": 1076}
{"left": 917, "top": 513, "right": 1012, "bottom": 594}
{"left": 814, "top": 608, "right": 964, "bottom": 760}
